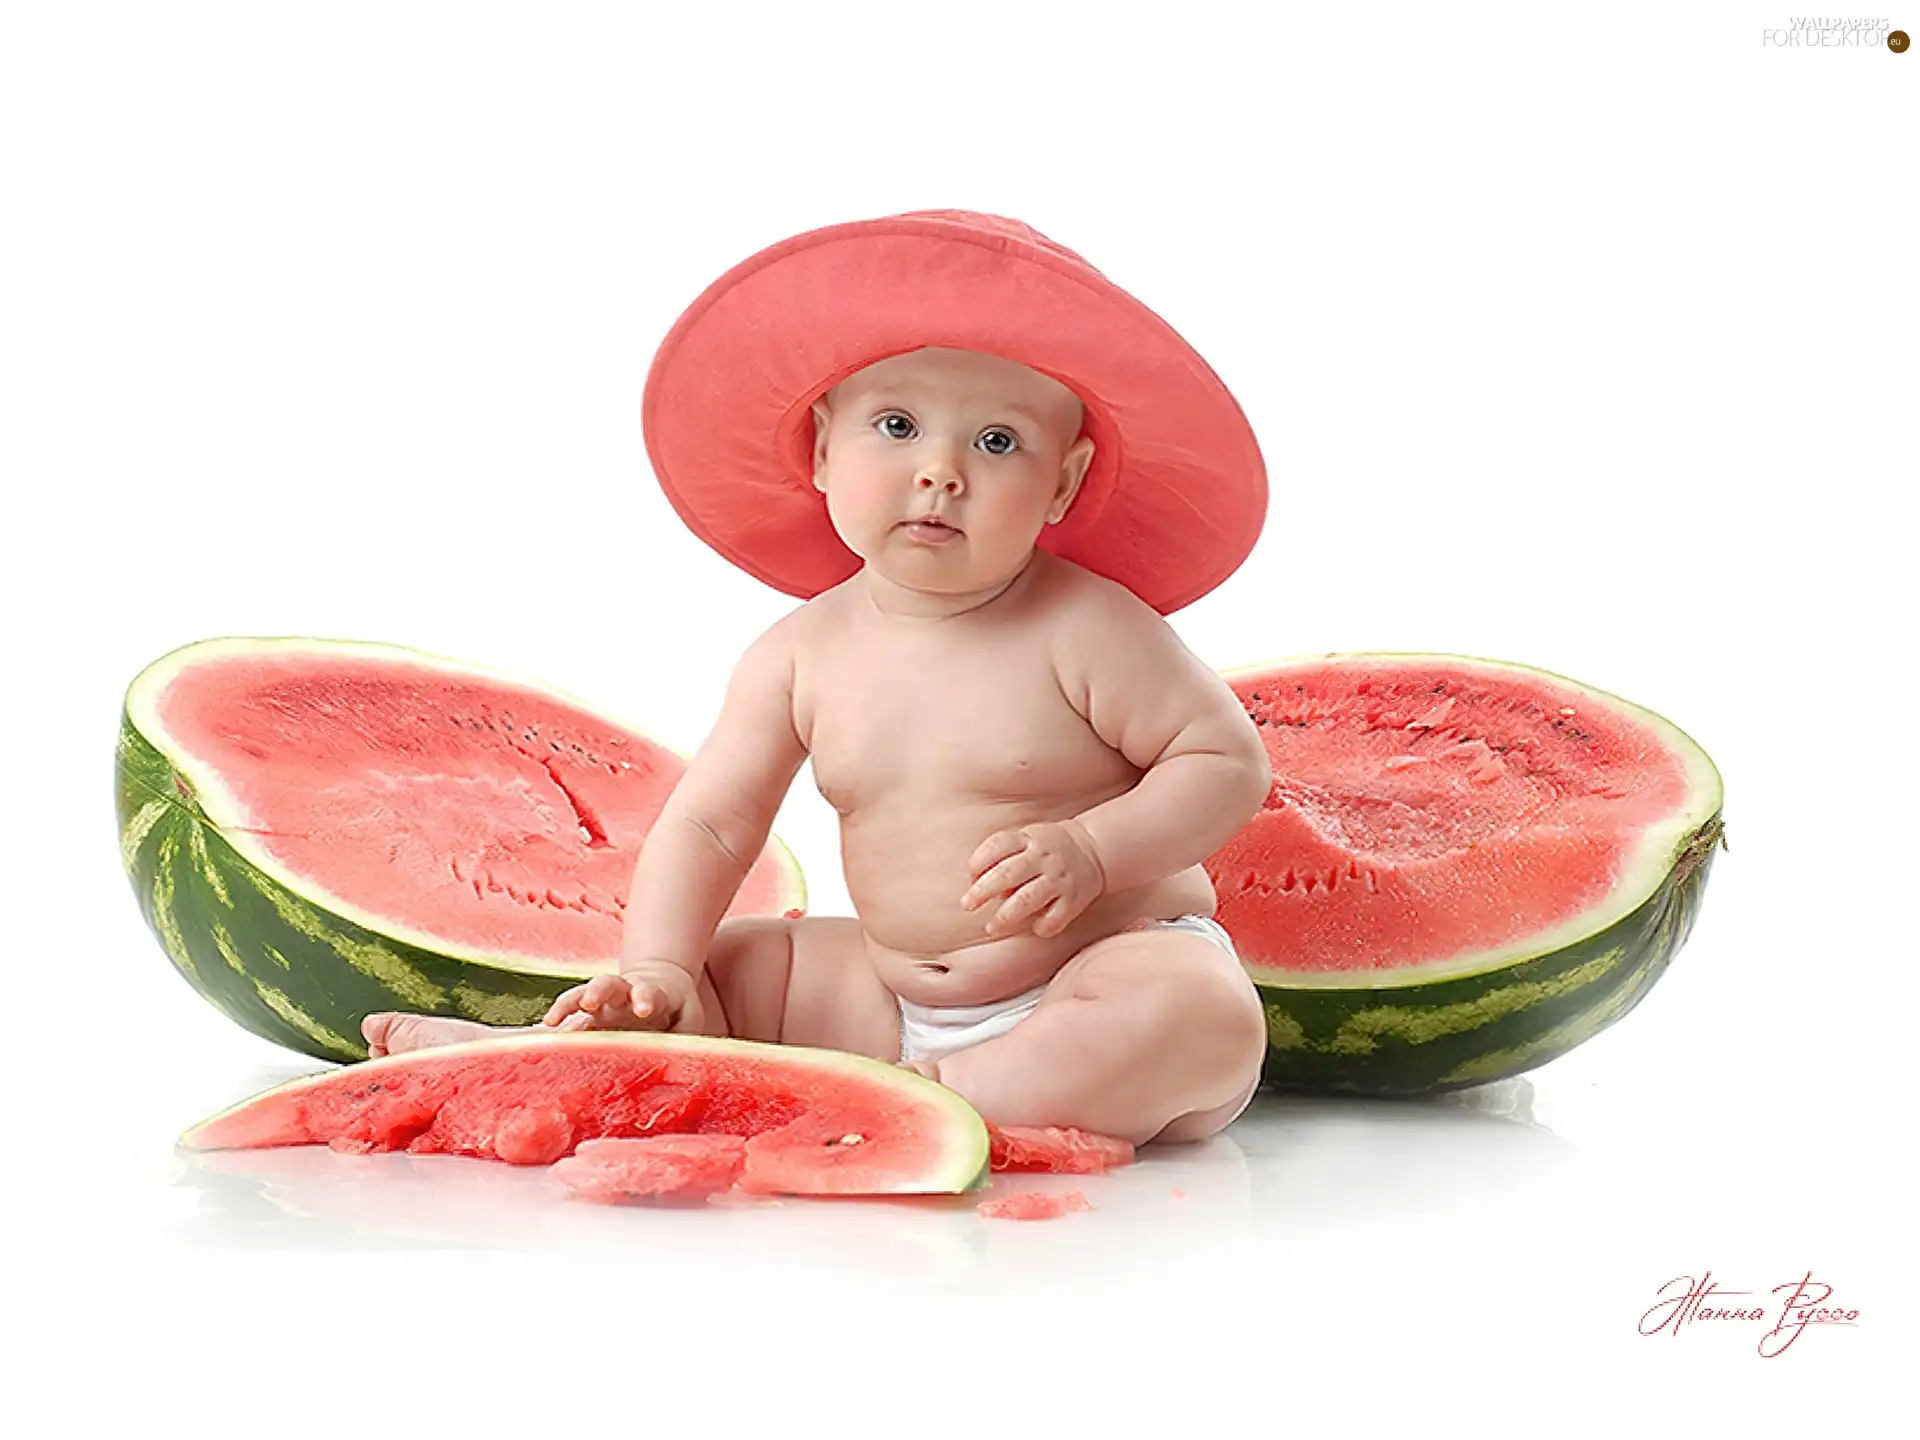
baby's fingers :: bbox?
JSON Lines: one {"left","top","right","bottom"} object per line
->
{"left": 1030, "top": 895, "right": 1081, "bottom": 938}
{"left": 577, "top": 973, "right": 636, "bottom": 1013}
{"left": 962, "top": 850, "right": 1039, "bottom": 911}
{"left": 967, "top": 828, "right": 1028, "bottom": 880}
{"left": 541, "top": 983, "right": 591, "bottom": 1026}
{"left": 987, "top": 877, "right": 1057, "bottom": 935}
{"left": 625, "top": 980, "right": 681, "bottom": 1028}
{"left": 624, "top": 981, "right": 661, "bottom": 1021}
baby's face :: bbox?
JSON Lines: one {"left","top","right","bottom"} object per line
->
{"left": 810, "top": 347, "right": 1096, "bottom": 600}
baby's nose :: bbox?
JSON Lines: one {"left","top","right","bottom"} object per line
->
{"left": 915, "top": 471, "right": 964, "bottom": 494}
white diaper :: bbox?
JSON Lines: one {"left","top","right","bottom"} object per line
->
{"left": 895, "top": 914, "right": 1238, "bottom": 1065}
{"left": 1119, "top": 912, "right": 1238, "bottom": 957}
{"left": 898, "top": 982, "right": 1050, "bottom": 1066}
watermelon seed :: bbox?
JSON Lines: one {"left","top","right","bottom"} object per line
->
{"left": 839, "top": 1133, "right": 864, "bottom": 1145}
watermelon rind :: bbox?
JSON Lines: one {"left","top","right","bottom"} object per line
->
{"left": 118, "top": 637, "right": 808, "bottom": 1064}
{"left": 178, "top": 1029, "right": 993, "bottom": 1195}
{"left": 1215, "top": 652, "right": 1726, "bottom": 1095}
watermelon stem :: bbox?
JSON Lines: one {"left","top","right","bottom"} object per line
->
{"left": 1671, "top": 813, "right": 1726, "bottom": 883}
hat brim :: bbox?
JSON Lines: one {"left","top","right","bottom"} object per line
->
{"left": 642, "top": 210, "right": 1267, "bottom": 615}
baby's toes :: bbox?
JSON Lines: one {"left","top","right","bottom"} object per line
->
{"left": 362, "top": 1011, "right": 398, "bottom": 1058}
{"left": 367, "top": 1013, "right": 494, "bottom": 1056}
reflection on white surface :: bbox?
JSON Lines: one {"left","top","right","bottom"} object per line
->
{"left": 167, "top": 1076, "right": 1572, "bottom": 1284}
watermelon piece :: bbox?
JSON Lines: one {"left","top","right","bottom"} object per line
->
{"left": 552, "top": 1136, "right": 749, "bottom": 1201}
{"left": 1206, "top": 652, "right": 1726, "bottom": 1095}
{"left": 115, "top": 637, "right": 807, "bottom": 1062}
{"left": 978, "top": 1189, "right": 1093, "bottom": 1221}
{"left": 178, "top": 1030, "right": 991, "bottom": 1197}
{"left": 988, "top": 1124, "right": 1136, "bottom": 1173}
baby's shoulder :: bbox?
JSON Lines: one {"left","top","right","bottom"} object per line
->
{"left": 1039, "top": 554, "right": 1172, "bottom": 640}
{"left": 725, "top": 604, "right": 817, "bottom": 690}
{"left": 1040, "top": 557, "right": 1202, "bottom": 695}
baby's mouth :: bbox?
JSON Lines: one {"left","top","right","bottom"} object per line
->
{"left": 901, "top": 517, "right": 961, "bottom": 535}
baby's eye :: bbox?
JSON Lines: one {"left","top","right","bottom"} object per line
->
{"left": 977, "top": 428, "right": 1020, "bottom": 456}
{"left": 874, "top": 413, "right": 915, "bottom": 440}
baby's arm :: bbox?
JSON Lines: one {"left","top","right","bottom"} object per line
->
{"left": 1051, "top": 587, "right": 1271, "bottom": 893}
{"left": 553, "top": 618, "right": 809, "bottom": 1028}
{"left": 962, "top": 586, "right": 1270, "bottom": 938}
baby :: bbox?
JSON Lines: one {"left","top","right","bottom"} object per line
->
{"left": 363, "top": 217, "right": 1274, "bottom": 1146}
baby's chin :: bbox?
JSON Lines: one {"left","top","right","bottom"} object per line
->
{"left": 866, "top": 550, "right": 1042, "bottom": 596}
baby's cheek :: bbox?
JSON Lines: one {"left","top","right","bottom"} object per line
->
{"left": 820, "top": 491, "right": 877, "bottom": 552}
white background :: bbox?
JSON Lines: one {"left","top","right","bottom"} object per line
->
{"left": 2, "top": 1, "right": 1910, "bottom": 1431}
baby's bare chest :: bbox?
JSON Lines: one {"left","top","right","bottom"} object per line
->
{"left": 796, "top": 633, "right": 1131, "bottom": 814}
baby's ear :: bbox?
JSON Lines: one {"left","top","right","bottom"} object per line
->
{"left": 809, "top": 399, "right": 832, "bottom": 492}
{"left": 1048, "top": 435, "right": 1096, "bottom": 524}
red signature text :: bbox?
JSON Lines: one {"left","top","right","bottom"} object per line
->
{"left": 1639, "top": 1271, "right": 1859, "bottom": 1357}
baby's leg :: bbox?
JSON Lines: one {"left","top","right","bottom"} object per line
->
{"left": 699, "top": 917, "right": 902, "bottom": 1059}
{"left": 927, "top": 928, "right": 1266, "bottom": 1147}
{"left": 362, "top": 916, "right": 900, "bottom": 1062}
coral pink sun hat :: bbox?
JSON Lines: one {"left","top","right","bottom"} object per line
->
{"left": 641, "top": 209, "right": 1268, "bottom": 615}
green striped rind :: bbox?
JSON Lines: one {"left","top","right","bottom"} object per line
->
{"left": 1254, "top": 811, "right": 1722, "bottom": 1094}
{"left": 116, "top": 642, "right": 808, "bottom": 1065}
{"left": 179, "top": 1030, "right": 993, "bottom": 1195}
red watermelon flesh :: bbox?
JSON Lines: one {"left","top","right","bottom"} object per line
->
{"left": 1210, "top": 656, "right": 1710, "bottom": 980}
{"left": 553, "top": 1135, "right": 749, "bottom": 1201}
{"left": 988, "top": 1124, "right": 1136, "bottom": 1173}
{"left": 179, "top": 1030, "right": 991, "bottom": 1197}
{"left": 142, "top": 642, "right": 797, "bottom": 967}
{"left": 978, "top": 1189, "right": 1094, "bottom": 1221}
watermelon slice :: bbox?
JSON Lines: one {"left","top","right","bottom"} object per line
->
{"left": 180, "top": 1030, "right": 991, "bottom": 1197}
{"left": 553, "top": 1136, "right": 750, "bottom": 1201}
{"left": 988, "top": 1124, "right": 1136, "bottom": 1173}
{"left": 116, "top": 637, "right": 807, "bottom": 1063}
{"left": 1206, "top": 652, "right": 1726, "bottom": 1094}
{"left": 977, "top": 1189, "right": 1094, "bottom": 1221}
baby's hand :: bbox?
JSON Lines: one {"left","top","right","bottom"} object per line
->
{"left": 960, "top": 820, "right": 1106, "bottom": 939}
{"left": 540, "top": 963, "right": 694, "bottom": 1033}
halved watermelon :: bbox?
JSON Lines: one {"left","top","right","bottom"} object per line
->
{"left": 117, "top": 638, "right": 806, "bottom": 1063}
{"left": 180, "top": 1030, "right": 991, "bottom": 1197}
{"left": 1207, "top": 652, "right": 1725, "bottom": 1095}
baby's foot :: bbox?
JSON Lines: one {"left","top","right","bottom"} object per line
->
{"left": 896, "top": 1059, "right": 942, "bottom": 1081}
{"left": 362, "top": 1012, "right": 518, "bottom": 1059}
{"left": 362, "top": 971, "right": 687, "bottom": 1060}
